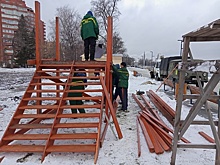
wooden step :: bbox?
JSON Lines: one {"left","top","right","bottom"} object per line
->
{"left": 60, "top": 104, "right": 101, "bottom": 109}
{"left": 65, "top": 89, "right": 103, "bottom": 93}
{"left": 34, "top": 76, "right": 69, "bottom": 79}
{"left": 63, "top": 96, "right": 101, "bottom": 101}
{"left": 14, "top": 113, "right": 100, "bottom": 119}
{"left": 50, "top": 133, "right": 97, "bottom": 140}
{"left": 40, "top": 64, "right": 72, "bottom": 69}
{"left": 19, "top": 105, "right": 58, "bottom": 110}
{"left": 9, "top": 124, "right": 52, "bottom": 129}
{"left": 30, "top": 83, "right": 65, "bottom": 86}
{"left": 3, "top": 134, "right": 49, "bottom": 140}
{"left": 46, "top": 144, "right": 96, "bottom": 152}
{"left": 14, "top": 114, "right": 56, "bottom": 119}
{"left": 66, "top": 82, "right": 101, "bottom": 86}
{"left": 27, "top": 90, "right": 64, "bottom": 93}
{"left": 57, "top": 113, "right": 100, "bottom": 118}
{"left": 37, "top": 70, "right": 71, "bottom": 73}
{"left": 23, "top": 97, "right": 61, "bottom": 101}
{"left": 0, "top": 145, "right": 45, "bottom": 152}
{"left": 54, "top": 122, "right": 99, "bottom": 128}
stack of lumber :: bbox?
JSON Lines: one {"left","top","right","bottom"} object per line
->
{"left": 132, "top": 93, "right": 190, "bottom": 155}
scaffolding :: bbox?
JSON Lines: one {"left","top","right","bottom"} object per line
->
{"left": 171, "top": 19, "right": 220, "bottom": 164}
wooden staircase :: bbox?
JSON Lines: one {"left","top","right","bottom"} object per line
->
{"left": 0, "top": 61, "right": 121, "bottom": 163}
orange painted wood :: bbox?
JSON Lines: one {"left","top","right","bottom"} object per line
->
{"left": 149, "top": 90, "right": 175, "bottom": 117}
{"left": 35, "top": 1, "right": 41, "bottom": 67}
{"left": 137, "top": 116, "right": 154, "bottom": 153}
{"left": 100, "top": 77, "right": 123, "bottom": 139}
{"left": 14, "top": 114, "right": 56, "bottom": 119}
{"left": 147, "top": 92, "right": 174, "bottom": 125}
{"left": 136, "top": 117, "right": 141, "bottom": 157}
{"left": 140, "top": 116, "right": 164, "bottom": 154}
{"left": 151, "top": 126, "right": 171, "bottom": 151}
{"left": 139, "top": 112, "right": 173, "bottom": 141}
{"left": 54, "top": 123, "right": 99, "bottom": 128}
{"left": 46, "top": 144, "right": 96, "bottom": 152}
{"left": 55, "top": 17, "right": 60, "bottom": 61}
{"left": 60, "top": 104, "right": 101, "bottom": 109}
{"left": 50, "top": 133, "right": 97, "bottom": 140}
{"left": 0, "top": 145, "right": 45, "bottom": 152}
{"left": 3, "top": 134, "right": 49, "bottom": 140}
{"left": 199, "top": 131, "right": 215, "bottom": 143}
{"left": 9, "top": 124, "right": 52, "bottom": 129}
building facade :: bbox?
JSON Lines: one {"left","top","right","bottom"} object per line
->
{"left": 0, "top": 0, "right": 45, "bottom": 67}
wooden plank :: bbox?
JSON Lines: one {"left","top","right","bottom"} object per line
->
{"left": 3, "top": 134, "right": 49, "bottom": 140}
{"left": 136, "top": 117, "right": 141, "bottom": 157}
{"left": 19, "top": 105, "right": 58, "bottom": 110}
{"left": 0, "top": 145, "right": 45, "bottom": 152}
{"left": 199, "top": 131, "right": 215, "bottom": 143}
{"left": 54, "top": 123, "right": 99, "bottom": 128}
{"left": 65, "top": 89, "right": 103, "bottom": 93}
{"left": 9, "top": 124, "right": 52, "bottom": 129}
{"left": 46, "top": 144, "right": 96, "bottom": 152}
{"left": 23, "top": 97, "right": 61, "bottom": 101}
{"left": 50, "top": 133, "right": 97, "bottom": 140}
{"left": 57, "top": 113, "right": 100, "bottom": 118}
{"left": 60, "top": 104, "right": 101, "bottom": 109}
{"left": 14, "top": 114, "right": 56, "bottom": 119}
{"left": 140, "top": 116, "right": 164, "bottom": 154}
{"left": 63, "top": 96, "right": 102, "bottom": 101}
{"left": 137, "top": 116, "right": 154, "bottom": 153}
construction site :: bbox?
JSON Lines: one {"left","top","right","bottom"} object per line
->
{"left": 0, "top": 1, "right": 220, "bottom": 165}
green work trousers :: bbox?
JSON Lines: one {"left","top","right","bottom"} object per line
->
{"left": 69, "top": 100, "right": 85, "bottom": 113}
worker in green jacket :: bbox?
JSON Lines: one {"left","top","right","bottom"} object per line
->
{"left": 68, "top": 71, "right": 87, "bottom": 113}
{"left": 113, "top": 62, "right": 129, "bottom": 112}
{"left": 81, "top": 11, "right": 99, "bottom": 61}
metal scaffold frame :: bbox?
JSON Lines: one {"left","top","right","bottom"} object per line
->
{"left": 171, "top": 19, "right": 220, "bottom": 165}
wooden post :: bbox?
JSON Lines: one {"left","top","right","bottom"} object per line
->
{"left": 55, "top": 17, "right": 60, "bottom": 61}
{"left": 35, "top": 1, "right": 42, "bottom": 114}
{"left": 35, "top": 1, "right": 41, "bottom": 67}
{"left": 106, "top": 16, "right": 113, "bottom": 114}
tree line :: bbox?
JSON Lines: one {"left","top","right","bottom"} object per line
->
{"left": 13, "top": 0, "right": 134, "bottom": 67}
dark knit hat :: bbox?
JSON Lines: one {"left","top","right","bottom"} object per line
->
{"left": 87, "top": 11, "right": 93, "bottom": 16}
{"left": 121, "top": 62, "right": 127, "bottom": 67}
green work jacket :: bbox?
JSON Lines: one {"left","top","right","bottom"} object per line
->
{"left": 80, "top": 14, "right": 99, "bottom": 40}
{"left": 113, "top": 65, "right": 129, "bottom": 88}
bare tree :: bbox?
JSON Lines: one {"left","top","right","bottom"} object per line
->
{"left": 91, "top": 0, "right": 121, "bottom": 40}
{"left": 113, "top": 31, "right": 126, "bottom": 54}
{"left": 48, "top": 6, "right": 83, "bottom": 61}
{"left": 91, "top": 0, "right": 127, "bottom": 54}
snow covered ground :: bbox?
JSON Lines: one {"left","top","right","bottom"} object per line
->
{"left": 0, "top": 66, "right": 219, "bottom": 165}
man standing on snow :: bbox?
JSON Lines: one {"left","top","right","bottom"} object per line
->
{"left": 113, "top": 62, "right": 129, "bottom": 112}
{"left": 80, "top": 11, "right": 99, "bottom": 61}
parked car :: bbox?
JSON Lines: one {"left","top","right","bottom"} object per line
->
{"left": 168, "top": 59, "right": 208, "bottom": 87}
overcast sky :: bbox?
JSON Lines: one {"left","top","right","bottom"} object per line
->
{"left": 26, "top": 0, "right": 220, "bottom": 60}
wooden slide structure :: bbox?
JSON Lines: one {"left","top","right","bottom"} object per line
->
{"left": 0, "top": 61, "right": 122, "bottom": 163}
{"left": 0, "top": 2, "right": 122, "bottom": 164}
